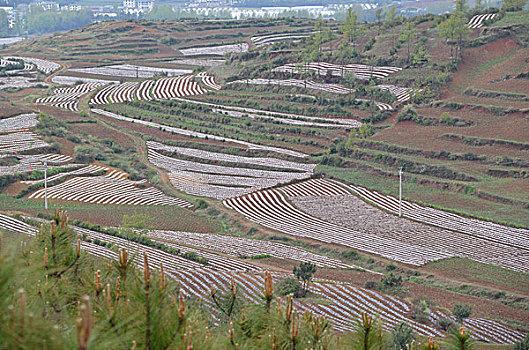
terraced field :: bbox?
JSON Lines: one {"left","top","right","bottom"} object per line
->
{"left": 468, "top": 13, "right": 497, "bottom": 29}
{"left": 224, "top": 180, "right": 452, "bottom": 266}
{"left": 0, "top": 113, "right": 38, "bottom": 133}
{"left": 36, "top": 82, "right": 108, "bottom": 111}
{"left": 146, "top": 229, "right": 357, "bottom": 269}
{"left": 92, "top": 109, "right": 310, "bottom": 158}
{"left": 179, "top": 43, "right": 248, "bottom": 56}
{"left": 89, "top": 76, "right": 207, "bottom": 104}
{"left": 147, "top": 140, "right": 314, "bottom": 199}
{"left": 28, "top": 169, "right": 194, "bottom": 208}
{"left": 69, "top": 64, "right": 192, "bottom": 78}
{"left": 278, "top": 179, "right": 529, "bottom": 273}
{"left": 0, "top": 15, "right": 527, "bottom": 345}
{"left": 4, "top": 56, "right": 60, "bottom": 74}
{"left": 272, "top": 62, "right": 402, "bottom": 80}
{"left": 0, "top": 213, "right": 524, "bottom": 344}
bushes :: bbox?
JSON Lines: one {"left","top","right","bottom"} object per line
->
{"left": 340, "top": 249, "right": 361, "bottom": 261}
{"left": 411, "top": 299, "right": 431, "bottom": 324}
{"left": 73, "top": 146, "right": 103, "bottom": 163}
{"left": 397, "top": 105, "right": 418, "bottom": 122}
{"left": 34, "top": 113, "right": 68, "bottom": 137}
{"left": 453, "top": 303, "right": 472, "bottom": 322}
{"left": 276, "top": 276, "right": 303, "bottom": 298}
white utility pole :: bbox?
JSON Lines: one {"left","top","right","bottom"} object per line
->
{"left": 398, "top": 167, "right": 403, "bottom": 217}
{"left": 44, "top": 160, "right": 48, "bottom": 210}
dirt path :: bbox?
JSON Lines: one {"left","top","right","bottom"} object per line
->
{"left": 44, "top": 60, "right": 70, "bottom": 84}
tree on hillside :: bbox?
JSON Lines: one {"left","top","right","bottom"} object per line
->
{"left": 0, "top": 9, "right": 8, "bottom": 37}
{"left": 341, "top": 7, "right": 361, "bottom": 49}
{"left": 455, "top": 0, "right": 469, "bottom": 12}
{"left": 293, "top": 262, "right": 317, "bottom": 297}
{"left": 439, "top": 11, "right": 470, "bottom": 62}
{"left": 399, "top": 22, "right": 416, "bottom": 63}
{"left": 385, "top": 5, "right": 398, "bottom": 27}
{"left": 375, "top": 7, "right": 385, "bottom": 34}
{"left": 392, "top": 322, "right": 416, "bottom": 350}
{"left": 323, "top": 24, "right": 336, "bottom": 54}
{"left": 502, "top": 0, "right": 528, "bottom": 11}
{"left": 314, "top": 15, "right": 324, "bottom": 52}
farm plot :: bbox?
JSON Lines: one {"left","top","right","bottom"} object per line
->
{"left": 223, "top": 185, "right": 453, "bottom": 266}
{"left": 169, "top": 59, "right": 225, "bottom": 67}
{"left": 197, "top": 72, "right": 221, "bottom": 90}
{"left": 5, "top": 56, "right": 60, "bottom": 74}
{"left": 273, "top": 62, "right": 402, "bottom": 80}
{"left": 178, "top": 97, "right": 362, "bottom": 128}
{"left": 430, "top": 310, "right": 525, "bottom": 344}
{"left": 0, "top": 153, "right": 74, "bottom": 176}
{"left": 20, "top": 164, "right": 105, "bottom": 184}
{"left": 106, "top": 81, "right": 139, "bottom": 104}
{"left": 468, "top": 13, "right": 497, "bottom": 29}
{"left": 355, "top": 98, "right": 393, "bottom": 111}
{"left": 0, "top": 76, "right": 48, "bottom": 90}
{"left": 73, "top": 226, "right": 259, "bottom": 272}
{"left": 0, "top": 113, "right": 38, "bottom": 133}
{"left": 167, "top": 269, "right": 521, "bottom": 343}
{"left": 92, "top": 109, "right": 309, "bottom": 158}
{"left": 147, "top": 141, "right": 316, "bottom": 172}
{"left": 344, "top": 182, "right": 529, "bottom": 252}
{"left": 69, "top": 64, "right": 193, "bottom": 78}
{"left": 0, "top": 131, "right": 49, "bottom": 153}
{"left": 0, "top": 214, "right": 438, "bottom": 336}
{"left": 0, "top": 214, "right": 522, "bottom": 344}
{"left": 146, "top": 238, "right": 261, "bottom": 272}
{"left": 0, "top": 58, "right": 32, "bottom": 71}
{"left": 151, "top": 76, "right": 207, "bottom": 99}
{"left": 28, "top": 169, "right": 194, "bottom": 208}
{"left": 377, "top": 85, "right": 422, "bottom": 103}
{"left": 290, "top": 179, "right": 529, "bottom": 273}
{"left": 228, "top": 78, "right": 355, "bottom": 95}
{"left": 146, "top": 229, "right": 356, "bottom": 269}
{"left": 227, "top": 79, "right": 391, "bottom": 110}
{"left": 51, "top": 75, "right": 119, "bottom": 85}
{"left": 251, "top": 32, "right": 312, "bottom": 47}
{"left": 0, "top": 214, "right": 39, "bottom": 236}
{"left": 179, "top": 43, "right": 249, "bottom": 56}
{"left": 36, "top": 82, "right": 108, "bottom": 112}
{"left": 147, "top": 143, "right": 313, "bottom": 200}
{"left": 89, "top": 76, "right": 208, "bottom": 104}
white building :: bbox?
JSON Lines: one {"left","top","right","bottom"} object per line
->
{"left": 60, "top": 4, "right": 82, "bottom": 11}
{"left": 123, "top": 0, "right": 154, "bottom": 15}
{"left": 33, "top": 1, "right": 59, "bottom": 11}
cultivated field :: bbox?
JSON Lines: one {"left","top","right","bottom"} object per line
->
{"left": 0, "top": 14, "right": 527, "bottom": 345}
{"left": 69, "top": 64, "right": 192, "bottom": 78}
{"left": 147, "top": 140, "right": 314, "bottom": 199}
{"left": 281, "top": 179, "right": 529, "bottom": 273}
{"left": 224, "top": 180, "right": 453, "bottom": 266}
{"left": 28, "top": 169, "right": 194, "bottom": 208}
{"left": 0, "top": 213, "right": 525, "bottom": 344}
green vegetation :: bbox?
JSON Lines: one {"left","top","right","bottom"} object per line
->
{"left": 293, "top": 262, "right": 317, "bottom": 297}
{"left": 0, "top": 213, "right": 449, "bottom": 349}
{"left": 453, "top": 303, "right": 473, "bottom": 323}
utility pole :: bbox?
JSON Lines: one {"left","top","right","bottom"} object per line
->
{"left": 44, "top": 160, "right": 48, "bottom": 210}
{"left": 398, "top": 167, "right": 403, "bottom": 217}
